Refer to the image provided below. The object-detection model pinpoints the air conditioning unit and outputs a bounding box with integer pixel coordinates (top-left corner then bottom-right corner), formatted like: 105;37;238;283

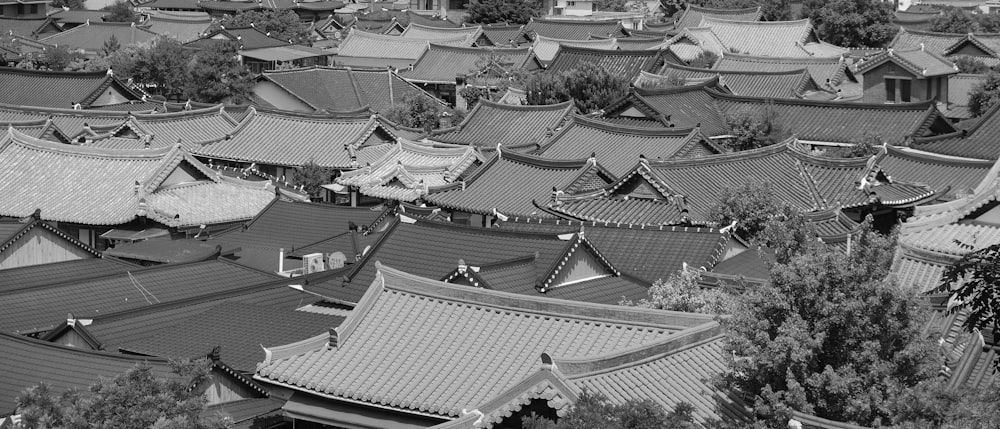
303;253;325;274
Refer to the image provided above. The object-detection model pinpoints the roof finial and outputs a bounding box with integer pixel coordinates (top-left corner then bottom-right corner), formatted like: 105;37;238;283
106;68;113;76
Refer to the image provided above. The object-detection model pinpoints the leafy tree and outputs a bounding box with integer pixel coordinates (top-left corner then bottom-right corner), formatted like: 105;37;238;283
708;181;791;243
525;62;629;113
595;0;627;12
131;36;194;100
621;265;736;314
886;378;1000;428
102;34;121;57
50;0;85;9
685;50;718;69
840;132;882;158
459;86;491;110
969;71;1000;117
723;104;785;151
15;360;231;429
803;0;897;48
219;10;309;45
42;45;82;71
930;7;978;33
634;71;686;89
103;0;139;23
720;222;940;427
522;390;698;429
954;55;991;74
460;48;531;109
935;241;1000;373
382;92;453;132
464;0;541;25
292;160;334;200
185;41;254;104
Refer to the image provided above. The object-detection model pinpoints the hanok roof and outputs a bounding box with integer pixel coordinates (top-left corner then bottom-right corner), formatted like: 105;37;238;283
856;47;958;77
81;105;238;149
480;24;529;47
399;22;482;43
0;258;280;334
911;102;1000;159
0;215;101;264
256;66;440;114
0;67;142;109
673;4;761;30
615;36;666;50
0;118;71;143
336;139;483;202
0;17;62;38
523;17;626;41
193;108;396;169
942;33;1000;58
546;45;670;81
401;44;532;84
531;35;617;65
40;21;159;54
658;27;727;61
698;17;824;57
877;145;994;200
0;258;137;294
0;102;141;138
142;10;214;42
0;331;179;415
186;26;290;50
255;263;717;420
889;28;966;55
197;0;344;12
424;149;615;218
713;52;857;87
535;115;720;176
49;9;109;25
649;63;818;98
428;99;574;149
335;27;472;65
601;81;730;135
240;45;331;62
0;128;275;227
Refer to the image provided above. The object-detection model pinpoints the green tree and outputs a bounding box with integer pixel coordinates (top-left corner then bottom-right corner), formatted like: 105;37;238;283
465;0;542;25
103;0;139;23
102;34;121;56
621;265;736;314
15;360;231;429
219;10;309;45
723;104;785;151
804;0;897;48
720;222;939;427
185;41;254;103
969;71;1000;117
930;7;977;33
41;45;81;71
291;160;334;200
634;71;686;89
839;132;882;158
522;390;698;429
595;0;627;12
382;92;452;132
525;72;569;105
886;378;1000;428
131;36;194;100
935;241;1000;373
50;0;85;9
708;181;791;243
525;62;629;113
954;56;991;74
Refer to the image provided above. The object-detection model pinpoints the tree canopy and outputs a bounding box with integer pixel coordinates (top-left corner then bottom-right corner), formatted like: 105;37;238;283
522;390;698;429
102;0;139;23
525;63;630;113
803;0;897;48
382;92;459;132
292;160;335;200
464;0;542;25
936;242;1000;372
969;71;1000;117
219;10;310;45
929;7;1000;33
185;41;255;104
722;104;786;151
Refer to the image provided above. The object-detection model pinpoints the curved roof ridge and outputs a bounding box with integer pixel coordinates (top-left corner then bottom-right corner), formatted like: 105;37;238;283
884;145;996;167
702;16;809;26
662;62;809;76
648;137;793;167
633;76;721;95
499;148;593;169
404;22;481;32
530;17;625;27
0;66;109;78
719;52;846;62
0;118;58;127
786;142;872;168
687;4;761;13
396;138;478;157
425;42;528;54
556;44;661;56
901;28;998;37
252;106;372;120
3;127;174;159
0;102;134;117
534;34;617;44
477;97;574;112
707;86;936;110
346;26;465;43
564;114;699;136
131;104;228;121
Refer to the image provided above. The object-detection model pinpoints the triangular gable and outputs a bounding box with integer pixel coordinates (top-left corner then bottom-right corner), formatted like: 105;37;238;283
0;216;101;266
944;34;998;58
143;145;219;193
538;232;619;292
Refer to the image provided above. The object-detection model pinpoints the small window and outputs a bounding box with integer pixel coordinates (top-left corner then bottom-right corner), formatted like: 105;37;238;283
29;4;37;13
885;78;895;103
900;79;911;102
16;4;24;14
568;0;575;5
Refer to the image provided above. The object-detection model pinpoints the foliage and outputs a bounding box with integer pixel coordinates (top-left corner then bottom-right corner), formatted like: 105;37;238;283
464;0;542;25
525;62;629;113
723;104;785;151
459;86;491;110
184;41;255;104
685;50;718;69
15;360;231;429
634;71;686;89
621;265;736;314
935;241;1000;372
382;92;452;132
102;0;139;23
803;0;897;48
930;7;977;33
102;34;121;57
720;222;940;427
521;390;698;429
460;48;532;108
968;71;1000;117
131;36;194;100
219;10;310;45
954;56;991;74
708;181;791;243
292;160;334;200
595;0;627;12
50;0;85;9
886;379;1000;428
839;132;882;158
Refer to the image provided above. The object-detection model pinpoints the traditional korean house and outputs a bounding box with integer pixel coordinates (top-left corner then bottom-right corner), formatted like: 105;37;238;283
671;4;761;31
140;10;214;43
255;264;743;427
0;128;275;249
529;34;617;66
0;67;143;109
240;45;332;73
712;52;859;99
890;28;1000;67
334;27;473;69
0;258;137;293
602;79;730;134
856;47;958;104
253;66;444;113
522;16;627;40
78;105;239;149
186;26;290;50
545;45;675;82
197;0;345;21
0;16;61;38
640;64;824;99
696;17;848;58
0;102;151;139
911;101;1000;159
427;99;575;151
0;212;101;270
480;23;530;47
401;44;533;106
399;22;484;45
39;22;159;57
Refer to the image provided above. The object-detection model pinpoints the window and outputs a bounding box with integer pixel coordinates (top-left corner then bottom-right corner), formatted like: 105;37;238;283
885;77;914;103
885;78;895;103
567;1;575;5
16;4;23;14
900;79;911;102
29;4;37;14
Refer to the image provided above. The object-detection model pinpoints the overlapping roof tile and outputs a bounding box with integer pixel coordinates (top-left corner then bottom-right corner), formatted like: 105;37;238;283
429;99;573;149
531;35;617;65
82;105;237;149
856;47;958;77
615;36;666;50
546;45;668;81
401;43;531;84
0;67;141;109
673;5;761;30
0;17;61;38
713;52;857;86
911;102;1000;159
40;21;159;54
536;115;719;176
337;139;483;201
0;258;137;294
889;28;966;55
480;24;529;46
0;103;139;138
186;26;291;50
336;27;471;63
142;10;214;42
646;64;817;98
878;145;993;199
255;264;715;419
257;66;440;113
399;22;482;43
602;81;728;135
523;17;625;41
698;17;819;57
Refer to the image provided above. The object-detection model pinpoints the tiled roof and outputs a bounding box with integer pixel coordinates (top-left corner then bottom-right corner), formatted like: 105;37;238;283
336;27;471;62
711;247;772;280
889;28;965;54
480;24;529;46
649;64;817;98
947;73;987;107
802;206;862;239
0;67;141;109
531;35;617;65
336;139;483;201
911;102;1000;159
116;302;343;371
240;45;331;62
602;81;729;135
0;258;137;294
856;47;958;77
713;52;856;86
0;331;179;415
207;398;284;426
193;108;395;169
255;263;716;419
523;17;626;41
0;259;279;334
425;150;615;218
49;10;109;25
40;21;159;54
903;222;1000;257
399;22;482;43
0;215;101;262
535;115;720;176
544;196;690;226
659;27;727;61
878;145;993;199
401;44;531;84
546;45;668;81
0;118;70;143
82;105;237;149
185;26;290;50
942;33;1000;57
674;5;761;30
428;99;574;149
0;103;139;138
143;10;213;42
699;17;816;57
615;36;665;50
257;66;441;114
0;128;274;227
197;0;344;12
0;17;61;38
